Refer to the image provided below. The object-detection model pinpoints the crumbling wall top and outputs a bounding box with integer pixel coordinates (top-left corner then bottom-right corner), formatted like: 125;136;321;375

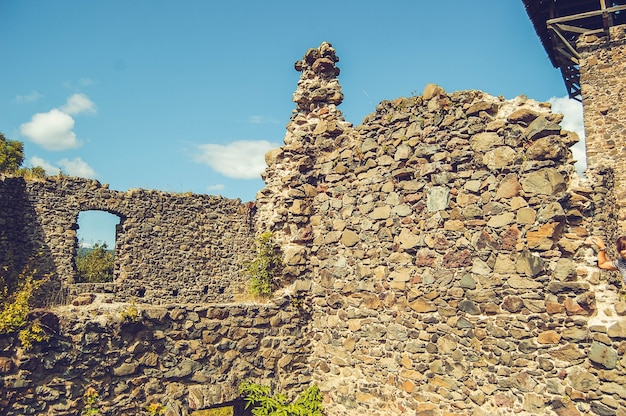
292;42;343;112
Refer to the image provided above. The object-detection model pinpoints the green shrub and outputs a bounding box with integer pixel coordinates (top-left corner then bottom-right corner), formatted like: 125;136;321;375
0;132;46;178
239;380;323;416
245;232;282;296
0;132;24;174
16;166;46;179
0;258;49;349
76;242;114;283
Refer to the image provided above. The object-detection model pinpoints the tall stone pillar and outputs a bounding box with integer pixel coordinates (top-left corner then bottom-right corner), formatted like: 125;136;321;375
579;25;626;231
255;42;354;279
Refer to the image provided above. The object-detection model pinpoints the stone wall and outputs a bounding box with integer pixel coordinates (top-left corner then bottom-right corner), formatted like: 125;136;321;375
4;40;626;416
579;25;626;231
257;43;626;415
0;176;255;305
0;299;312;415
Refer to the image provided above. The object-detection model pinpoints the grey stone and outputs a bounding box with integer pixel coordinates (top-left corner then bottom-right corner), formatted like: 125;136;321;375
459;299;481;315
588;341;617;369
520;168;566;195
515;251;545;277
427;186;449;212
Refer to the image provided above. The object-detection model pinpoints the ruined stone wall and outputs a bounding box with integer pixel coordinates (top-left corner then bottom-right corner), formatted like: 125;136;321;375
257;43;626;416
0;175;255;305
579;25;626;232
0;300;312;415
4;40;626;416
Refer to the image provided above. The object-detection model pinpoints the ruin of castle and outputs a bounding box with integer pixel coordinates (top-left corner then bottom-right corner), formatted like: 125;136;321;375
3;2;626;415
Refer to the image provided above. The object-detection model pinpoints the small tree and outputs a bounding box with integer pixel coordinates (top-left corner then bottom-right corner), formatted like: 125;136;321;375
0;132;24;174
0;132;46;179
245;232;282;296
76;242;114;283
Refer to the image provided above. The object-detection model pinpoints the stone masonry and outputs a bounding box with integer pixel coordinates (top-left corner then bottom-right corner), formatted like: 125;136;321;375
0;176;255;305
0;300;312;415
3;40;626;416
258;42;626;415
579;25;626;232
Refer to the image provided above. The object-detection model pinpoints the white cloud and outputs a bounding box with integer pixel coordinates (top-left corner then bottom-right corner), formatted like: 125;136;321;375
193;140;278;179
58;157;97;178
16;91;43;103
549;96;584;138
28;156;61;175
20;109;81;150
20;93;96;151
549;96;586;173
27;156;96;178
61;93;96;115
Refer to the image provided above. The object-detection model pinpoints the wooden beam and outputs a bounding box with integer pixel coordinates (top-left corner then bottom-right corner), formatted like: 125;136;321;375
555;23;590;34
555;47;580;64
547;5;626;25
548;25;581;59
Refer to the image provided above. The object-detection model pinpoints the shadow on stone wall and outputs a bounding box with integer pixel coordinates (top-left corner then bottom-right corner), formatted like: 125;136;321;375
1;176;257;306
0;176;60;306
0;300;312;415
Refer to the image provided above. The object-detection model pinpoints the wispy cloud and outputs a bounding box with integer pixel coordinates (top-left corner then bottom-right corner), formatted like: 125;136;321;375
28;156;61;175
549;96;586;172
28;156;97;179
207;184;225;191
61;93;96;115
58;157;97;178
20;93;95;151
64;78;96;89
16;91;43;103
193;140;278;179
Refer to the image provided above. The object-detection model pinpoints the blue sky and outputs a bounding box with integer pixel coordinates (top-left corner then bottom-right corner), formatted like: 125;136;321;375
1;1;585;247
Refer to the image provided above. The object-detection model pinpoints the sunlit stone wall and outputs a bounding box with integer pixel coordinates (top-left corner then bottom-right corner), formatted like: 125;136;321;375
579;25;626;232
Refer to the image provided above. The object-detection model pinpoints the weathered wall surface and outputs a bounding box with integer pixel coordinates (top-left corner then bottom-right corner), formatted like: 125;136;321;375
0;176;255;305
3;39;626;416
257;43;626;415
579;25;626;231
0;300;312;415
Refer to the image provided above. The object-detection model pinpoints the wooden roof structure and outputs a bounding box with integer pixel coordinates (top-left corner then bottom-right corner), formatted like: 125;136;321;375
523;0;626;101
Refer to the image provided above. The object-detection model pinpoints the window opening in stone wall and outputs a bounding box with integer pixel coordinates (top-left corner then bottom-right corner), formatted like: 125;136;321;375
75;210;121;283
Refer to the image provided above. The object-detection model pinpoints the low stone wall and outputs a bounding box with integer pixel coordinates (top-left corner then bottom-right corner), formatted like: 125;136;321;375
0;298;313;415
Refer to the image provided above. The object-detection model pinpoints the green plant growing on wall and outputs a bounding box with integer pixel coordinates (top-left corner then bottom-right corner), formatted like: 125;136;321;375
245;232;282;297
145;402;166;415
82;387;101;415
0;257;50;349
76;242;114;283
239;380;323;416
120;299;140;323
